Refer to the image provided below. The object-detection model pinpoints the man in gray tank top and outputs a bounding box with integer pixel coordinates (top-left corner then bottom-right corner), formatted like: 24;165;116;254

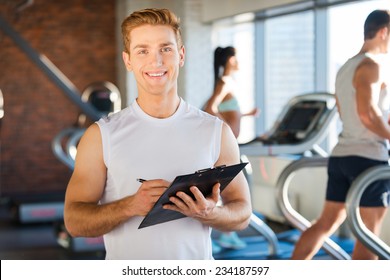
292;9;390;260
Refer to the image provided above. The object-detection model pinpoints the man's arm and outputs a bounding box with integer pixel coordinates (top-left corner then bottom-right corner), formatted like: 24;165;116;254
64;124;168;237
208;121;252;230
354;58;390;139
164;122;252;231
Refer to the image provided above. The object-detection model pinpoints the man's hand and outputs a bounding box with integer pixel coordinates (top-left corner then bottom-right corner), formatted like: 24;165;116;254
163;183;221;220
131;179;169;216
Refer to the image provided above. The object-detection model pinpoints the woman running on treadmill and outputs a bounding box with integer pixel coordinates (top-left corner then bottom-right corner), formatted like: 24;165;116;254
203;46;259;253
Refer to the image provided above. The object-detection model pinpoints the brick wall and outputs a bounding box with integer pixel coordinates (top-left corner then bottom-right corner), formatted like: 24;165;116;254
0;0;117;199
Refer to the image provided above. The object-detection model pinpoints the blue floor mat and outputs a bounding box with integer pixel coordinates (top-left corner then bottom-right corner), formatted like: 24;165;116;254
213;229;355;260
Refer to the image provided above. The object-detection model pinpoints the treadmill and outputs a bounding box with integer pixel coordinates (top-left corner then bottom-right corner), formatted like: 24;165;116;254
214;92;354;259
239;92;337;157
52;82;120;254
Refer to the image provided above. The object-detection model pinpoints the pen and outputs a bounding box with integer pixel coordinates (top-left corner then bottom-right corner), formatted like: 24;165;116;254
136;178;146;183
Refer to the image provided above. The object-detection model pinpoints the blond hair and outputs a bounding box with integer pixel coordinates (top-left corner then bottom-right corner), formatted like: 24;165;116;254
121;8;183;54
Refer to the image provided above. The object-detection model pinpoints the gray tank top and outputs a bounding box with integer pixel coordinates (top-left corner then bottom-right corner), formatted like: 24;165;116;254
331;53;390;161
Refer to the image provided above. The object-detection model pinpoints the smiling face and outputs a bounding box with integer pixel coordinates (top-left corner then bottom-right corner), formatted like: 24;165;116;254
122;24;185;98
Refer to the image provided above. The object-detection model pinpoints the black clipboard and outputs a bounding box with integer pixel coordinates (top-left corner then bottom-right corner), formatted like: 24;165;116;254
138;162;248;229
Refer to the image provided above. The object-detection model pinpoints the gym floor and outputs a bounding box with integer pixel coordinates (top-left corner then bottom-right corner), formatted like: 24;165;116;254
0;199;351;260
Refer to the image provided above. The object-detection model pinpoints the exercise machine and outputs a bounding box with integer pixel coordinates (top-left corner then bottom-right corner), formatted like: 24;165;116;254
52;82;120;253
215;92;354;259
276;157;354;260
239;92;337;157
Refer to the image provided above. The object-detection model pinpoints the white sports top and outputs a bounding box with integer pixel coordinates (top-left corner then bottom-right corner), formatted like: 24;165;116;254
96;98;223;259
332;53;390;161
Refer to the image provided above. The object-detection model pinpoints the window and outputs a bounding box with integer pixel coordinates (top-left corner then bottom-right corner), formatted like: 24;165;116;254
263;11;315;131
211;0;389;148
328;0;390;92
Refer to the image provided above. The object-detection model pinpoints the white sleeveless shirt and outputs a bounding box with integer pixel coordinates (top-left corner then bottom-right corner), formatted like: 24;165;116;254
332;53;390;161
96;98;223;259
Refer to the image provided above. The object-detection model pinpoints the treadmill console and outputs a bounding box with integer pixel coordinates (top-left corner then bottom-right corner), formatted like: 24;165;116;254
250;100;326;145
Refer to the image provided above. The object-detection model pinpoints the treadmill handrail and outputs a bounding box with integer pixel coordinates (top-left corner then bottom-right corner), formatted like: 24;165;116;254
249;213;279;256
66;128;86;161
346;165;390;260
276;157;351;260
51;127;79;170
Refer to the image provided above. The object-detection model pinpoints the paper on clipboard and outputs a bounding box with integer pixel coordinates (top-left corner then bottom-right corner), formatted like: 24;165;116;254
138;162;248;229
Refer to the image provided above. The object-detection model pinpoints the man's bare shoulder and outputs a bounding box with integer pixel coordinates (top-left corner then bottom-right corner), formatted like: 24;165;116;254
84;123;101;136
354;56;380;84
356;56;380;73
77;123;102;149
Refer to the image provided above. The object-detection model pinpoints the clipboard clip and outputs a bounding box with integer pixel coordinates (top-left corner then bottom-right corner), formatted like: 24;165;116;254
196;165;226;174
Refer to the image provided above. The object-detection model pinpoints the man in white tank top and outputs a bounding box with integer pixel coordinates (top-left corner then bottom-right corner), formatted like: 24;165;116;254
292;10;390;260
63;8;252;259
